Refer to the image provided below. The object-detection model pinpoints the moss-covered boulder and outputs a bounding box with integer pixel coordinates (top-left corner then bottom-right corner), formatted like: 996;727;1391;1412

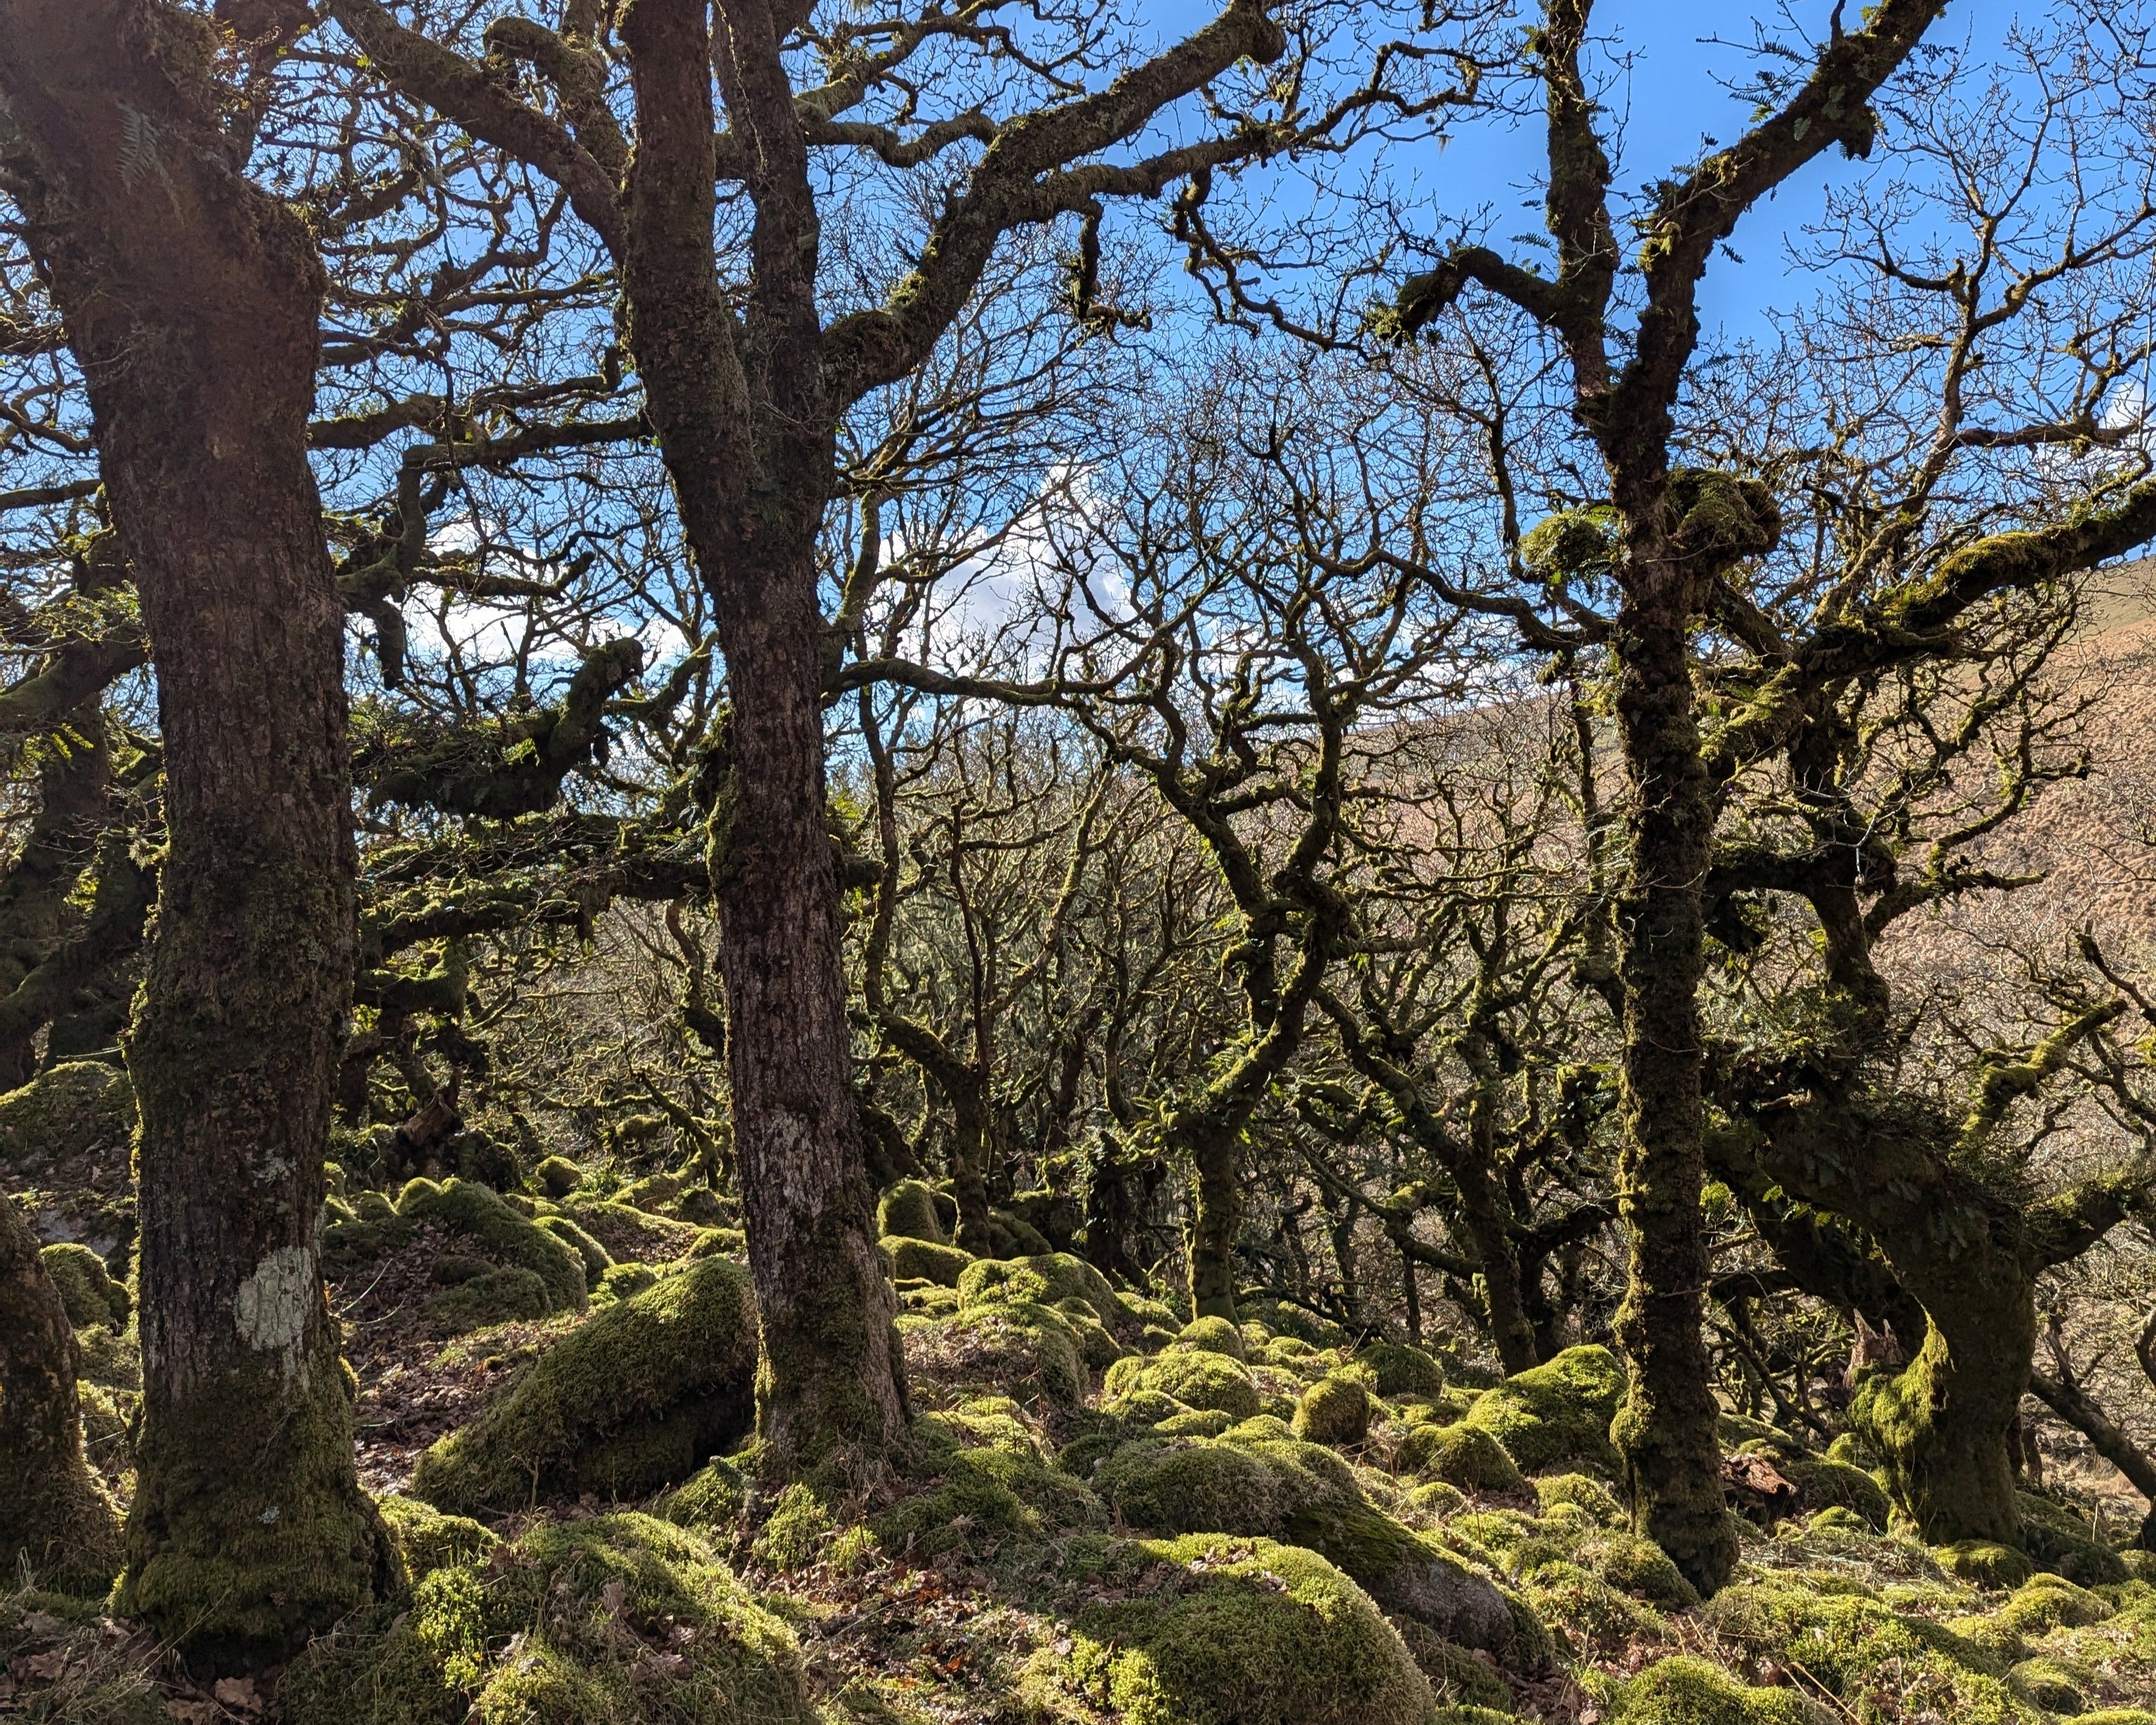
560;1196;704;1265
872;1406;1107;1561
1611;1655;1818;1724
38;1242;128;1330
1093;1430;1526;1659
1178;1314;1248;1360
1359;1340;1445;1397
281;1512;814;1725
1105;1348;1263;1423
658;1455;748;1533
1779;1454;1890;1530
377;1495;496;1581
534;1213;611;1278
1397;1421;1527;1493
1462;1345;1624;1475
900;1297;1088;1408
533;1154;585;1198
2016;1491;2130;1587
422;1265;556;1336
881;1234;972;1287
410;1256;756;1514
877;1178;948;1244
1292;1375;1371;1448
1059;1533;1438;1725
957;1251;1138;1335
0;1062;138;1261
1704;1580;2037;1719
1936;1539;2035;1590
374;1178;589;1315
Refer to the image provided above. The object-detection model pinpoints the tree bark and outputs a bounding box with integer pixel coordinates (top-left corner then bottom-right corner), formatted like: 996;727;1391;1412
617;0;907;1481
1607;576;1738;1595
0;1193;119;1593
0;0;392;1658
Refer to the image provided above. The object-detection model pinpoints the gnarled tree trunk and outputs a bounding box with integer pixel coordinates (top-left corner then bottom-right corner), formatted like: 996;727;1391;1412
0;1193;119;1593
0;0;392;1660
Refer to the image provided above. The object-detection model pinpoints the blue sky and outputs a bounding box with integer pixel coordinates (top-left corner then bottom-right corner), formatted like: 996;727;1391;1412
1418;0;2038;340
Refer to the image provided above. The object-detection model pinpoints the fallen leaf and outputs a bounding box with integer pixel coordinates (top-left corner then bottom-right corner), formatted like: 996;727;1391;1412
599;1578;627;1618
20;1611;67;1639
23;1647;68;1681
213;1674;262;1712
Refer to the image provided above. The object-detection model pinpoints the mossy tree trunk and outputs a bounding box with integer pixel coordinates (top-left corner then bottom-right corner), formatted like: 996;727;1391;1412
0;1190;119;1593
1604;553;1738;1597
0;0;392;1658
1735;1082;2145;1546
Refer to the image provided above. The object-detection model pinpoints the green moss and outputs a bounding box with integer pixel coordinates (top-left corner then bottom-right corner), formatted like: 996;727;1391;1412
881;1236;972;1287
1580;1529;1698;1609
877;1179;947;1244
533;1155;584;1198
752;1481;834;1571
1104;1349;1262;1422
1293;1375;1371;1448
2006;1654;2089;1712
1938;1540;2036;1590
1534;1474;1626;1526
377;1495;495;1580
422;1266;554;1336
282;1512;814;1725
1057;1298;1129;1370
410;1256;756;1514
658;1454;747;1532
394;1178;587;1313
1462;1345;1625;1475
2018;1491;2130;1586
1704;1581;2040;1723
1359;1340;1445;1397
73;1320;138;1392
0;1063;137;1256
1398;1422;1527;1493
39;1243;128;1329
1518;1559;1666;1656
871;1416;1107;1561
1610;1656;1815;1725
1782;1456;1891;1530
1178;1314;1248;1360
957;1252;1137;1333
592;1262;658;1306
561;1197;703;1265
118;1346;393;1663
534;1213;611;1277
1093;1430;1526;1660
916;1298;1088;1408
1059;1533;1437;1725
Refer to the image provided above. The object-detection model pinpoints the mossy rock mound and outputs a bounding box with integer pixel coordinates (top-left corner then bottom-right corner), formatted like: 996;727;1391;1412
900;1297;1087;1408
592;1263;659;1306
1239;1298;1348;1349
1358;1339;1444;1397
1936;1539;2035;1590
345;1178;590;1317
281;1512;814;1725
377;1495;496;1581
957;1251;1137;1334
1177;1314;1248;1359
872;1408;1107;1561
1778;1454;1889;1530
658;1456;748;1533
422;1265;556;1336
1059;1533;1439;1725
532;1154;585;1198
1105;1348;1262;1423
1397;1421;1526;1493
0;1061;138;1260
1093;1430;1525;1659
1703;1581;2034;1717
2016;1490;2130;1586
39;1242;128;1329
1292;1375;1370;1448
1463;1345;1624;1475
410;1256;756;1514
534;1214;611;1278
877;1178;947;1244
1611;1654;1820;1724
881;1234;972;1287
561;1196;704;1265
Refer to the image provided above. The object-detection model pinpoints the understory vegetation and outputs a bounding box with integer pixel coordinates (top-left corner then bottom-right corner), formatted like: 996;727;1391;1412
6;0;2156;1719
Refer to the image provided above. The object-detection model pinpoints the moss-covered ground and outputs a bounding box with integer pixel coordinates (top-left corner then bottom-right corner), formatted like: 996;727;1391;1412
17;1156;2156;1723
